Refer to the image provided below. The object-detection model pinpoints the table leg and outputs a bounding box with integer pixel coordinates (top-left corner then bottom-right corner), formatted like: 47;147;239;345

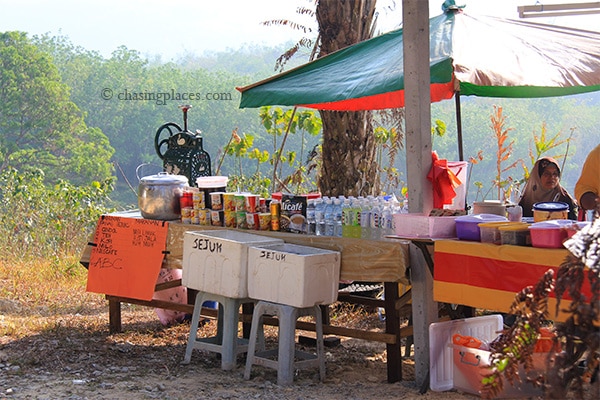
108;297;122;334
384;281;402;383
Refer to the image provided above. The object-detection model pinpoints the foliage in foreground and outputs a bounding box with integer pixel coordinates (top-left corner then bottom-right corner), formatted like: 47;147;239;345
0;168;114;261
482;216;600;398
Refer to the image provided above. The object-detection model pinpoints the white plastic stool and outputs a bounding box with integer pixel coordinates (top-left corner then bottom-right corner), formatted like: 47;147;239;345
244;300;326;385
182;291;252;370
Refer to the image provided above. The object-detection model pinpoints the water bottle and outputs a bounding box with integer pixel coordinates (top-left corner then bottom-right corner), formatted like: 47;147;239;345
381;200;394;238
315;198;326;236
360;198;372;240
306;198;316;235
401;198;409;214
333;198;343;237
324;198;334;236
370;199;382;240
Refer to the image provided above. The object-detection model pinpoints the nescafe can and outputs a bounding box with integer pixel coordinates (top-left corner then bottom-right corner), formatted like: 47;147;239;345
270;200;280;231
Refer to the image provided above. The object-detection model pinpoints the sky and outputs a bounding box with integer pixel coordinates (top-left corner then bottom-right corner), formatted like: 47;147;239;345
0;0;598;61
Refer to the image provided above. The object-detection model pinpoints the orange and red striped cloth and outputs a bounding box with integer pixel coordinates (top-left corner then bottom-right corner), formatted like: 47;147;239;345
433;240;592;322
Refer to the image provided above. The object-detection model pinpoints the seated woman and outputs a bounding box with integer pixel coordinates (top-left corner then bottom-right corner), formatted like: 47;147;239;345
518;157;578;220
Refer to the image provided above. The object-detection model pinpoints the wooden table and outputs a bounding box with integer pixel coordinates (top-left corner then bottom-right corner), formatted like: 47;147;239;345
80;211;411;383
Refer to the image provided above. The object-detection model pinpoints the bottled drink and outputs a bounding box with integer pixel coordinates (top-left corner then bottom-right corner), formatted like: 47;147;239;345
401;198;409;214
306;198;316;235
315;198;326;236
349;197;362;238
341;198;352;237
370;199;381;240
360;198;372;240
381;200;394;238
333;198;343;237
324;198;334;236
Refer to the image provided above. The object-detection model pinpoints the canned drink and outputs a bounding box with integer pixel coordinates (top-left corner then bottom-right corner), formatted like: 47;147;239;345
210;192;224;211
224;210;237;228
236;211;248;229
180;190;193;209
245;194;260;213
270;200;280;231
210;210;224;226
258;212;271;230
193;190;205;210
234;194;246;212
198;208;209;225
259;198;267;213
246;212;259;230
181;207;193;219
223;193;236;211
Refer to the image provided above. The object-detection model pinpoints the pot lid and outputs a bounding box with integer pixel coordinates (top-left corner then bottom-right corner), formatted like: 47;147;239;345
139;172;188;185
533;201;569;211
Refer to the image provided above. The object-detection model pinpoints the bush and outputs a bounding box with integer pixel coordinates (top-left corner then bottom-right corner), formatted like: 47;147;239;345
0;168;114;261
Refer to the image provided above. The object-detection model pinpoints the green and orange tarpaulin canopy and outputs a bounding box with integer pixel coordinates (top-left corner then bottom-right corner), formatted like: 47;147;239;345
237;10;600;111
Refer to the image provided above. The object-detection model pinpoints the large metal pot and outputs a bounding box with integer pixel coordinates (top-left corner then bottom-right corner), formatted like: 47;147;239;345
138;172;188;220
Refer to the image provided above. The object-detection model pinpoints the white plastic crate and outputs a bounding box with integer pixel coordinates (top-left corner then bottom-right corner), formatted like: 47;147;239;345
182;230;283;298
247;243;341;308
393;213;457;238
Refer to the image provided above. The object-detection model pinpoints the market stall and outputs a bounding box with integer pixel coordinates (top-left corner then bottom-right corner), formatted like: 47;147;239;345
81;210;411;383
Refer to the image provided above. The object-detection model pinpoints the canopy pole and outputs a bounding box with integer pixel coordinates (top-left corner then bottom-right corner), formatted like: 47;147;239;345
455;93;464;162
404;0;436;392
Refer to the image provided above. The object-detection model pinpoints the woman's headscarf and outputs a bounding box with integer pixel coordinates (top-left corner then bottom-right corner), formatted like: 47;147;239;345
518;157;577;217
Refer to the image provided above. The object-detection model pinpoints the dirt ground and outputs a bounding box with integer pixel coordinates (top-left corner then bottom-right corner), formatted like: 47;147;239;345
0;300;487;400
0;301;596;400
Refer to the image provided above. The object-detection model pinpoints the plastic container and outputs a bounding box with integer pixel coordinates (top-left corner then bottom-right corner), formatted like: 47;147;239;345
499;223;531;246
393;213;457;238
532;201;569;222
472;200;506;217
196;176;229;209
478;221;515;244
529;219;575;248
455;214;508;241
565;221;591;238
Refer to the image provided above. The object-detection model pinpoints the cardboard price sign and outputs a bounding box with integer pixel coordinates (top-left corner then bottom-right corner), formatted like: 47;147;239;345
86;215;169;301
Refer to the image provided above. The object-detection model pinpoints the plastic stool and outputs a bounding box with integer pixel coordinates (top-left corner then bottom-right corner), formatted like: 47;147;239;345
182;291;252;370
244;300;326;385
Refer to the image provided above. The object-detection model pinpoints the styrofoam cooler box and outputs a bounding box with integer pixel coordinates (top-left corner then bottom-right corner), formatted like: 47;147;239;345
430;314;544;398
182;230;283;298
247;243;341;308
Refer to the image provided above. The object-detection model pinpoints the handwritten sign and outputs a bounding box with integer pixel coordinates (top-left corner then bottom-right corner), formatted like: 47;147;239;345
86;215;169;301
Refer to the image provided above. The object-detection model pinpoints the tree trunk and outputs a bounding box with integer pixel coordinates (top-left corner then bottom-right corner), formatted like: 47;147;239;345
315;0;379;197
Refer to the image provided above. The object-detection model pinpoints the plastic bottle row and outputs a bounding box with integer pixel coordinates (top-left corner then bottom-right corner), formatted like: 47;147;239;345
306;195;408;240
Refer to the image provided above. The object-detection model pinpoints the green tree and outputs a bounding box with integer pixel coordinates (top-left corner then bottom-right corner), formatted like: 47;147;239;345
0;31;114;185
